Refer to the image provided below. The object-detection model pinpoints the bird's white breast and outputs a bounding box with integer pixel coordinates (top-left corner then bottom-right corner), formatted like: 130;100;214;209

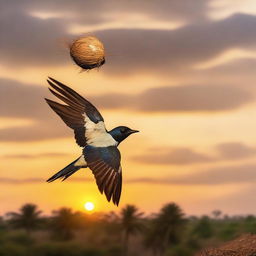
84;116;118;147
74;155;87;167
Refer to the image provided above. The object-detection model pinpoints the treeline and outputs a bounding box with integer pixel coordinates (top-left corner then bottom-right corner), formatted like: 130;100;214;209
1;203;256;256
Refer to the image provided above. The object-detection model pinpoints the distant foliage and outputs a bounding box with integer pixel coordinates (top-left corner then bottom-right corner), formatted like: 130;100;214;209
217;222;239;241
2;202;256;256
0;243;28;256
34;242;103;256
193;216;214;239
50;208;80;240
243;215;256;234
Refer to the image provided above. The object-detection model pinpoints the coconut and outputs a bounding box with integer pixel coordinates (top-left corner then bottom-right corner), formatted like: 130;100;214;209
69;36;105;70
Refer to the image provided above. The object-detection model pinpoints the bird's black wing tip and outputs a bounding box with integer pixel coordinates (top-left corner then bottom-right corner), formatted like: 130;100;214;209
44;98;55;106
46;77;52;83
46;78;56;89
46;174;59;183
44;98;51;106
112;197;120;206
46;177;59;183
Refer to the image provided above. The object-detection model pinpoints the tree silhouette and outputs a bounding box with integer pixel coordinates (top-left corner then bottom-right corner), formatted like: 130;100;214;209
144;219;163;256
144;203;186;256
212;210;222;219
7;203;42;235
102;211;120;237
51;207;79;240
120;205;144;255
0;216;6;231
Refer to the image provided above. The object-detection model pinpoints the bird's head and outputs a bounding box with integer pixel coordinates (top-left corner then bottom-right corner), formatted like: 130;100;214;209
109;126;139;144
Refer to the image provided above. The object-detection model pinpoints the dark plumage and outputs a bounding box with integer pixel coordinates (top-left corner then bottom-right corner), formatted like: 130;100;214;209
45;77;139;206
109;126;139;144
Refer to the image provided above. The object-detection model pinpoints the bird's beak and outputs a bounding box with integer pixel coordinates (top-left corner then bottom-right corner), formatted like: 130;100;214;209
129;129;139;134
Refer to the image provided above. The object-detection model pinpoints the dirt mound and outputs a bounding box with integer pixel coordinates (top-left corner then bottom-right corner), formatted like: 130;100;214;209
199;234;256;256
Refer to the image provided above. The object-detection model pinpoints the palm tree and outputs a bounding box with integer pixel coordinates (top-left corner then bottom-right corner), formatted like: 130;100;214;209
144;218;163;256
7;203;42;235
120;205;144;256
144;203;186;256
51;207;78;240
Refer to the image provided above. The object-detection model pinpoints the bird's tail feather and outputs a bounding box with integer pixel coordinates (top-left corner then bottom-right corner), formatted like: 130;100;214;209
47;157;82;182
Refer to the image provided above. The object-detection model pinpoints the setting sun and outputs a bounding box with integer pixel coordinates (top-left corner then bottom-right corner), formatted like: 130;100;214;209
84;202;95;211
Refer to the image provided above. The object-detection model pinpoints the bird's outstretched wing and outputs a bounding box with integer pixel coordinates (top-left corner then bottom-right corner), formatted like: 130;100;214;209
45;77;107;147
45;77;122;205
84;145;122;206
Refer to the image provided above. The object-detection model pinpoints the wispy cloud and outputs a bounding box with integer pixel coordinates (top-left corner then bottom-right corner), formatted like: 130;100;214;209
2;162;256;185
133;142;256;165
132;147;213;165
125;163;256;185
1;0;256;78
216;142;256;159
1;79;252;142
93;85;253;112
0;0;207;68
0;152;71;159
0;177;93;184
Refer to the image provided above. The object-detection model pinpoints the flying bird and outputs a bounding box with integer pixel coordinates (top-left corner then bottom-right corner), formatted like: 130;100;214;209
45;77;139;206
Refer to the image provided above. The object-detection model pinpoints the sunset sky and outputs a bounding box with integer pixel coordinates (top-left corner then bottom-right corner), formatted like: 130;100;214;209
2;0;256;216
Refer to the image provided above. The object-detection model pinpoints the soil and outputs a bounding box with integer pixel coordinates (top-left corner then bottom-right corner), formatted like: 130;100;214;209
199;234;256;256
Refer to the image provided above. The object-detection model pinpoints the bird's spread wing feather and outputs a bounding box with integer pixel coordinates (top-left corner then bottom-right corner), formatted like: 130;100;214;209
84;145;122;206
45;77;106;147
45;78;121;205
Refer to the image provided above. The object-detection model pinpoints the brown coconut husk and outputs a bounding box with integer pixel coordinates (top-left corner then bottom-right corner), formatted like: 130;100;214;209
70;36;105;70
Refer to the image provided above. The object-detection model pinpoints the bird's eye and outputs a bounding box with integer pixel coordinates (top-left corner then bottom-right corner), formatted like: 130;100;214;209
120;128;126;133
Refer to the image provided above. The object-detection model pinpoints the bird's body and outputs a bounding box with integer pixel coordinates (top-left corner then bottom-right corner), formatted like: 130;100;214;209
83;117;117;147
45;78;138;206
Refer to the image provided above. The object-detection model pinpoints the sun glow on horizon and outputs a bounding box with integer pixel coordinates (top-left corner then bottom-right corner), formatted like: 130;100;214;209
84;202;95;211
